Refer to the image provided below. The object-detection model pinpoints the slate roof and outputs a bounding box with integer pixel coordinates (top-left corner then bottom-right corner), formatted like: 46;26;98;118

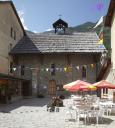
10;32;106;54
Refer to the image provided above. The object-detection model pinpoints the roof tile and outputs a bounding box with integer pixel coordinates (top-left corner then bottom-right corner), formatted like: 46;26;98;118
10;32;106;54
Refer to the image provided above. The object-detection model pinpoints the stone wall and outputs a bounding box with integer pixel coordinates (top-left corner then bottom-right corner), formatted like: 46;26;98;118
17;53;100;96
0;3;24;74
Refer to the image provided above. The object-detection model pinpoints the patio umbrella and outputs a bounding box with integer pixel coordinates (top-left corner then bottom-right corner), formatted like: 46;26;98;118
68;85;96;92
93;80;115;89
80;85;97;91
63;80;82;90
63;80;92;91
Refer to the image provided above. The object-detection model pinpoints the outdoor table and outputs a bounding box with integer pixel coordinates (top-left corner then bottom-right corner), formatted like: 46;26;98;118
92;103;100;109
72;97;83;101
100;101;115;108
99;101;115;115
73;105;100;125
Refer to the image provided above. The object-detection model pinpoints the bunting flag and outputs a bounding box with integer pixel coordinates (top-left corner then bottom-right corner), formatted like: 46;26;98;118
12;63;96;73
76;66;80;70
46;68;49;72
98;30;103;45
64;67;67;72
91;64;94;68
93;16;104;45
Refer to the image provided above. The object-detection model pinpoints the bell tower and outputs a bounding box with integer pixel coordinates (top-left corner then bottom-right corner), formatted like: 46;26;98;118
53;18;68;34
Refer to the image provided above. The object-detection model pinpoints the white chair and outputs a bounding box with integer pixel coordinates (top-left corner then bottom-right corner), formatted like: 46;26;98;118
93;108;104;125
65;105;75;121
65;110;73;121
64;108;74;128
99;101;113;116
76;109;88;125
97;107;105;123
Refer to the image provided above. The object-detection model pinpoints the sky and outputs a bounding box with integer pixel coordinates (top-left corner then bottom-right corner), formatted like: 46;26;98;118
11;0;110;33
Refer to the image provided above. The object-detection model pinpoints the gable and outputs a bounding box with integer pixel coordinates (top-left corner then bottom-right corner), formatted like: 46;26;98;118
0;1;26;37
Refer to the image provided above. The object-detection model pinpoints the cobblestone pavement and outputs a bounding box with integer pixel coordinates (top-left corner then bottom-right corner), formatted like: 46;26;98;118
0;98;115;128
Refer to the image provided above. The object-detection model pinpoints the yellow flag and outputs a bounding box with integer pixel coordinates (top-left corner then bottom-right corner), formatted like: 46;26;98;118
97;31;103;44
98;38;103;44
91;64;94;68
64;67;67;72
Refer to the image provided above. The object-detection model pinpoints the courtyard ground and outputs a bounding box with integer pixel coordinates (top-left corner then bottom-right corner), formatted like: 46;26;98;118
0;97;115;128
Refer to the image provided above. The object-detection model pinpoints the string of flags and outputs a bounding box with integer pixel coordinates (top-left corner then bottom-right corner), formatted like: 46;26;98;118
13;63;96;72
33;63;96;72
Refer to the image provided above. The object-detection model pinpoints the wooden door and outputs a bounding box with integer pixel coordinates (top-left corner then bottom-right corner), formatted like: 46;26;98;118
48;80;56;95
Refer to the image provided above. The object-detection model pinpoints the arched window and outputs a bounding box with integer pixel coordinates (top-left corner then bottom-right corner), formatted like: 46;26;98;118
82;65;86;79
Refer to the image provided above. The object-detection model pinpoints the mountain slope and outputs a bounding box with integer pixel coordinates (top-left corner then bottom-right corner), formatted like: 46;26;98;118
67;22;96;33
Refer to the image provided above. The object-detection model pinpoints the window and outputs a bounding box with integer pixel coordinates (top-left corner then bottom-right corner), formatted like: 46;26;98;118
10;62;13;73
50;63;55;76
103;88;108;94
21;65;25;75
106;88;108;94
10;27;16;40
82;65;86;79
11;27;13;38
14;31;16;40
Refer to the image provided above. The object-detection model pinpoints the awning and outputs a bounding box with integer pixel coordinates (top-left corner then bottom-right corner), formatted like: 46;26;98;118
0;73;30;81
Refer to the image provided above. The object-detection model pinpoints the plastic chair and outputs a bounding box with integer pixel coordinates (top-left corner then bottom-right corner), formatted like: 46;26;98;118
76;109;88;125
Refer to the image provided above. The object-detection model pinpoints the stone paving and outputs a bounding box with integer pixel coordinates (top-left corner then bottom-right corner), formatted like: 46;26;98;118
0;98;115;128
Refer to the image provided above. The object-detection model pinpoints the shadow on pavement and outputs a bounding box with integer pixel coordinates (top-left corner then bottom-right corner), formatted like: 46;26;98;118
0;97;50;113
84;117;114;126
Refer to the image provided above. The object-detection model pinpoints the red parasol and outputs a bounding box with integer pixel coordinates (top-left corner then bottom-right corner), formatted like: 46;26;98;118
93;80;115;89
63;80;92;92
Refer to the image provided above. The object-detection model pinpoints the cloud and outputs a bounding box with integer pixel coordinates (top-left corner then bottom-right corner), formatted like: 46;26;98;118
18;10;28;30
46;28;54;32
33;30;38;33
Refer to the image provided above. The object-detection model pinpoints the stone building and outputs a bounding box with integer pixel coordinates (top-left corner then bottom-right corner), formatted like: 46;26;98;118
0;1;29;103
10;27;106;96
101;0;115;96
0;1;106;100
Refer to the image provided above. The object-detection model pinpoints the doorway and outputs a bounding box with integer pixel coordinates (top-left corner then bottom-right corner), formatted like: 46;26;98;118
22;81;32;97
48;80;56;96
